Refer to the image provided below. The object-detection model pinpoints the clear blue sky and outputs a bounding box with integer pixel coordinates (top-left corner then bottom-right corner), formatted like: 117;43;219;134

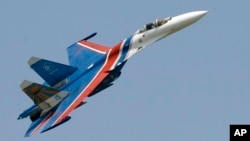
1;0;250;140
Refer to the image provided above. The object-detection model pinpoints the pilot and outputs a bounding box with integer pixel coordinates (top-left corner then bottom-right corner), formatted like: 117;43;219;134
145;23;154;30
155;19;166;26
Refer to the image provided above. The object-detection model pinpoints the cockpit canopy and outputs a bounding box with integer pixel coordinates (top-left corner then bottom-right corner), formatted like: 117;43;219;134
135;17;172;34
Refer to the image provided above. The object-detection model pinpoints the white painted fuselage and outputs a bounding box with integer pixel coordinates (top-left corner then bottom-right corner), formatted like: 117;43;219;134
125;11;208;59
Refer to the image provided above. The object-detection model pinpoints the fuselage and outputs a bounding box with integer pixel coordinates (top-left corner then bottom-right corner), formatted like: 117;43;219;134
126;11;208;59
19;11;208;136
19;10;208;120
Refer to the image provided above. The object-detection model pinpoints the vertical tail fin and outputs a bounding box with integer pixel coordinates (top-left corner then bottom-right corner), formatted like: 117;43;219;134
20;80;60;105
20;80;69;110
28;56;77;86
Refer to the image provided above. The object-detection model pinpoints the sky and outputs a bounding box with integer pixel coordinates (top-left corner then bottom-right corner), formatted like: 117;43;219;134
1;0;250;140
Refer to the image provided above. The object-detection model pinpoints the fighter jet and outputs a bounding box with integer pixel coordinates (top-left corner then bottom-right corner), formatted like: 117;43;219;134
18;11;208;137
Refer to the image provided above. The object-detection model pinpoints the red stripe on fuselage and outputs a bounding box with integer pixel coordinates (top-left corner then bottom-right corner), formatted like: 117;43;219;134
53;41;123;126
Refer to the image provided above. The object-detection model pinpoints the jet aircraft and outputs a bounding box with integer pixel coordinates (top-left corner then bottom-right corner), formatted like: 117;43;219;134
18;11;208;137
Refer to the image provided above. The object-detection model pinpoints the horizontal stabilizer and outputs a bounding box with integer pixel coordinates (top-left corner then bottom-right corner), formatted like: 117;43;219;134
18;104;38;120
28;56;77;86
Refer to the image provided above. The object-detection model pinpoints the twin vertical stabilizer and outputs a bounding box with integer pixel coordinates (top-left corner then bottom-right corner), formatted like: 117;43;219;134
28;56;77;87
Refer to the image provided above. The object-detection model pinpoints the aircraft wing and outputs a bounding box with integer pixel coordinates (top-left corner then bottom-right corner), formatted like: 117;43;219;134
40;40;123;133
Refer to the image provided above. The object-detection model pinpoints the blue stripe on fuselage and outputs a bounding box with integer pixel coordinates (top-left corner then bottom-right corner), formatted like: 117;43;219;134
116;36;132;66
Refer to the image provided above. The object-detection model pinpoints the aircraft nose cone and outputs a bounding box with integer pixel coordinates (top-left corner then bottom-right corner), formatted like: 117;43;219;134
185;11;208;24
173;10;208;28
192;11;208;20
